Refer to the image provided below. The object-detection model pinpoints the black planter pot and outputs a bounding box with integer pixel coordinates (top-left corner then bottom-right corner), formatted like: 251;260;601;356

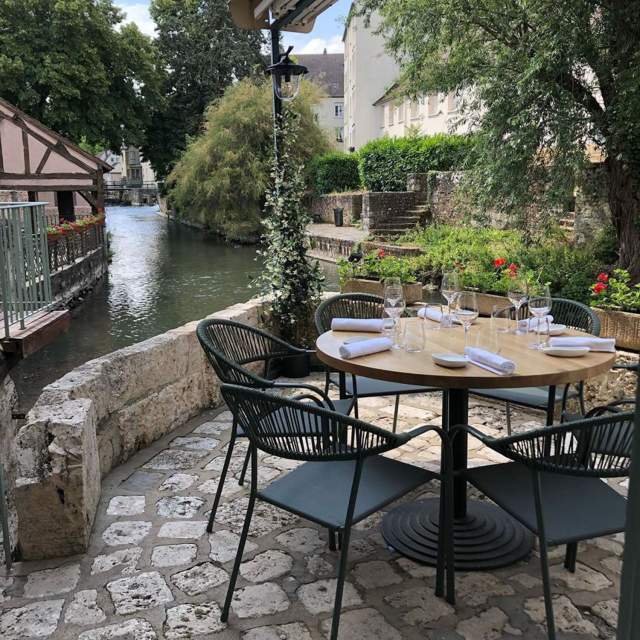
333;207;344;227
279;352;311;378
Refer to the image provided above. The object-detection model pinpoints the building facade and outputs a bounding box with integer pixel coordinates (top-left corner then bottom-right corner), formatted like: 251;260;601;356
297;52;345;149
99;146;156;188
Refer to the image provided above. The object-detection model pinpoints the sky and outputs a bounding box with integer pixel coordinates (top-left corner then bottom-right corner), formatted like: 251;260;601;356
114;0;351;53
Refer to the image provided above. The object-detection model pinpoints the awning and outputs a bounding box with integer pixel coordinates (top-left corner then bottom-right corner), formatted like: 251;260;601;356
229;0;338;32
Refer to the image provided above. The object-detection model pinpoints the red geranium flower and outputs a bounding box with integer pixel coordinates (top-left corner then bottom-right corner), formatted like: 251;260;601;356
493;257;506;268
597;272;609;283
592;282;608;294
378;249;385;258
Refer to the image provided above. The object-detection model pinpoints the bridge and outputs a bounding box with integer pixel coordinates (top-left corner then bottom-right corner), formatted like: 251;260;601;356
104;181;159;206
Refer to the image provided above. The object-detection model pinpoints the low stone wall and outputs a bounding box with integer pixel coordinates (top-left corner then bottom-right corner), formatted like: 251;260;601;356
51;247;108;304
14;297;265;560
307;234;356;261
310;193;363;225
362;191;417;232
0;371;17;566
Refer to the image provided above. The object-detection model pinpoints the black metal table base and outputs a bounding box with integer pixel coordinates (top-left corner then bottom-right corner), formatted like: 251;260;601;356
382;498;533;570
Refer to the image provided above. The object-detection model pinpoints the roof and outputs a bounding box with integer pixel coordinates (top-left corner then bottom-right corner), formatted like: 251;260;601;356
372;81;403;106
296;53;344;97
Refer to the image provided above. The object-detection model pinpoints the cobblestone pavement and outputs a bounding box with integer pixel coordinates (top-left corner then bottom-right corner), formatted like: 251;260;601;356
0;375;625;639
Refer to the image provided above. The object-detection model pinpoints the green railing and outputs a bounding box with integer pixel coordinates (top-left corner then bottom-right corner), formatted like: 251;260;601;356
0;202;53;337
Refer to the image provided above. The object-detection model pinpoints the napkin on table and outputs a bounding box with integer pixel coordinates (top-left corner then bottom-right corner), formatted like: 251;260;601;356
464;347;516;375
548;336;616;352
518;315;554;330
418;306;459;324
339;337;393;360
331;318;384;332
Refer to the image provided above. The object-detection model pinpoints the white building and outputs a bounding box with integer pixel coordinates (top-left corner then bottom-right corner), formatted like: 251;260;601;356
99;146;156;187
343;7;465;149
297;52;344;149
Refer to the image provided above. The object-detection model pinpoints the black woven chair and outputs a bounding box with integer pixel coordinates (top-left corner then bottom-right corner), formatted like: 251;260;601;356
315;293;438;431
220;384;454;640
196;319;354;533
471;298;601;432
453;411;633;640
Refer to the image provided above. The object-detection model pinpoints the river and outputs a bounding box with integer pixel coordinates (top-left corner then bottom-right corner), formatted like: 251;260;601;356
12;205;338;411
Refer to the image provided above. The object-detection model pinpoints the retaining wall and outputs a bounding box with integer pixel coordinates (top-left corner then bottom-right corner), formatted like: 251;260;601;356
51;247;108;304
310;193;363;225
14;297;265;560
0;371;17;566
362;191;417;232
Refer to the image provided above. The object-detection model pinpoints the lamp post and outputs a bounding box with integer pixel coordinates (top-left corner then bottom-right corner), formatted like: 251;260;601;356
266;33;308;158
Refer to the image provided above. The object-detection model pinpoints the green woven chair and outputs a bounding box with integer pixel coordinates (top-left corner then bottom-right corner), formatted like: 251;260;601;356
220;383;454;640
471;298;601;432
315;293;439;431
196;319;354;534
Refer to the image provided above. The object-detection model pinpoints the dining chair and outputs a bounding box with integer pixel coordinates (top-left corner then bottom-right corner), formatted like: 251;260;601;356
196;319;354;533
219;383;454;640
452;411;632;640
471;298;601;433
315;293;438;431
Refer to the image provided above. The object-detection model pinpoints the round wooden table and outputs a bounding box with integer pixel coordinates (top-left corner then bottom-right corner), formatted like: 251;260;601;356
316;317;616;570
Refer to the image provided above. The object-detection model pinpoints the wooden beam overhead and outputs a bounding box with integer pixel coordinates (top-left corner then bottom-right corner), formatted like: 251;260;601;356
22;130;30;173
0;172;97;180
35;148;52;174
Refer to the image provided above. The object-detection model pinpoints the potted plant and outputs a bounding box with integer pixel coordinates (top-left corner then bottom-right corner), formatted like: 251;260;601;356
337;249;423;303
259;110;323;377
590;269;640;350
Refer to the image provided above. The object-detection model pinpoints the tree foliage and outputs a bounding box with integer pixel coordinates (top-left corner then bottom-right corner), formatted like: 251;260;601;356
0;0;162;150
167;78;330;242
144;0;265;178
357;0;640;278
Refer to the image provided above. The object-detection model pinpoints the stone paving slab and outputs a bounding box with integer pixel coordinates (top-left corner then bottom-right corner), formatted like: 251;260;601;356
0;374;623;639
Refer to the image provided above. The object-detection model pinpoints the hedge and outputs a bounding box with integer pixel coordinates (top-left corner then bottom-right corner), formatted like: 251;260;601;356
359;133;475;192
310;152;361;194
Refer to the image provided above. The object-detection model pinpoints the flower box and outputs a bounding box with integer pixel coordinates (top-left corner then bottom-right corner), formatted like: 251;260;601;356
341;278;424;304
475;292;510;317
593;308;640;351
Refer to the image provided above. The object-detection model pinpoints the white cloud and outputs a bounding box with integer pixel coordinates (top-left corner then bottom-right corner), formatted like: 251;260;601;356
116;3;157;37
298;35;344;54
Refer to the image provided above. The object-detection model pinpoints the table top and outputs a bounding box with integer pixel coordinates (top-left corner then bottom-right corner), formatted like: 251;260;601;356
316;317;616;390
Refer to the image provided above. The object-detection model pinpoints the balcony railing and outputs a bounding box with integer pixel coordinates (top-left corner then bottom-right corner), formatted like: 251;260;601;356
0;202;53;337
47;218;106;273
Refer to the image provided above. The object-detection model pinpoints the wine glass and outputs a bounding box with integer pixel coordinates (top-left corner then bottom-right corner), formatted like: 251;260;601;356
454;291;479;354
507;278;528;335
383;279;405;349
528;284;552;350
440;271;460;329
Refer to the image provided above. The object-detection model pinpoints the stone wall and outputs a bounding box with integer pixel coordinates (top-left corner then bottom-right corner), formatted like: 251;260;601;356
14;297;265;560
310;193;363;225
574;166;611;244
0;370;17;566
362;191;417;232
51;247;109;305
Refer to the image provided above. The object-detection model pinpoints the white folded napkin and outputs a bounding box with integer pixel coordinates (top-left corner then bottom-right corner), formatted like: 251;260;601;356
418;306;458;324
548;336;616;352
331;318;384;333
518;315;554;330
464;347;516;375
339;337;393;360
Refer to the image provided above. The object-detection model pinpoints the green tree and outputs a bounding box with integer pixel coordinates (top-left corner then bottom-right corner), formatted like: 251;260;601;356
0;0;162;150
358;0;640;279
144;0;265;178
167;77;330;241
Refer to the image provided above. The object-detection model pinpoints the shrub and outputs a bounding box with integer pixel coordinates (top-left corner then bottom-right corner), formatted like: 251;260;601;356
591;269;640;312
359;133;475;192
310;152;361;194
338;249;417;284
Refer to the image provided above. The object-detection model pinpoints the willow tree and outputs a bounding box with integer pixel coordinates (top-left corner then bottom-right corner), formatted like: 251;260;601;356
358;0;640;278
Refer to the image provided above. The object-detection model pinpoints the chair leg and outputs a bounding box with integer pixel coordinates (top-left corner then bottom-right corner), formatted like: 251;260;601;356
545;385;556;426
351;374;359;419
324;369;331;395
578;382;586;416
505;402;512;436
392;395;400;433
238;447;251;487
533;472;556;640
221;446;258;623
328;528;337;552
207;418;238;533
564;542;578;573
0;464;12;571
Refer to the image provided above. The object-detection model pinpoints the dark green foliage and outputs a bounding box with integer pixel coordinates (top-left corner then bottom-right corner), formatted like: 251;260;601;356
310;153;361;194
358;134;474;191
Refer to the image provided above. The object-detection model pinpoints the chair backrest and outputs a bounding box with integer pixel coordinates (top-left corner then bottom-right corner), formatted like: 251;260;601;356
494;411;634;477
221;383;403;461
550;298;601;335
315;293;384;334
196;319;293;386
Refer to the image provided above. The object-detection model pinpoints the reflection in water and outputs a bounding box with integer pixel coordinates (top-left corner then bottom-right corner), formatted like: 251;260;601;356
13;205;339;410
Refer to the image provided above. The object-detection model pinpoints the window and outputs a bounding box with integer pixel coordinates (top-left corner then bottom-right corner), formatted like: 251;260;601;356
387;104;394;126
334;103;344;118
427;93;440;117
447;91;461;113
396;102;404;123
409;100;420;119
335;127;344;143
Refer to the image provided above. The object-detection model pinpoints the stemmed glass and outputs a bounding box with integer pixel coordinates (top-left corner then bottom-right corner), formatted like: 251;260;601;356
441;271;460;329
528;284;552;350
383;278;405;349
507;277;528;335
454;291;479;354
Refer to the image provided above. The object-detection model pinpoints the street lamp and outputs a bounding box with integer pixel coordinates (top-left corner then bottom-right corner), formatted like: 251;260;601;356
266;45;308;102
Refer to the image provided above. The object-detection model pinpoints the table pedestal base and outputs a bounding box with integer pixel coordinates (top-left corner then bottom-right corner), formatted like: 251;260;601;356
382;498;533;570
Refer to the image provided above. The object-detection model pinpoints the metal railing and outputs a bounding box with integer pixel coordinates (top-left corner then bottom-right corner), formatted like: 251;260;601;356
0;202;53;337
48;223;105;273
